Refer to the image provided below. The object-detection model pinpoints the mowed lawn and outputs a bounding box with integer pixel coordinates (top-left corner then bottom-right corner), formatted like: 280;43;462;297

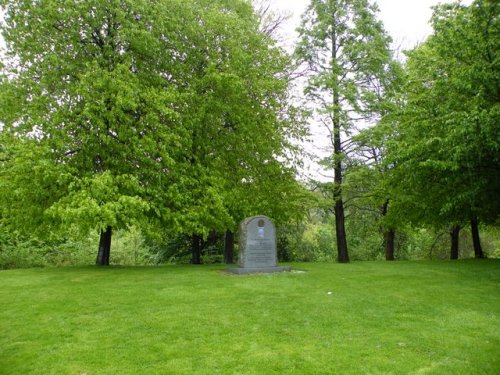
0;261;499;374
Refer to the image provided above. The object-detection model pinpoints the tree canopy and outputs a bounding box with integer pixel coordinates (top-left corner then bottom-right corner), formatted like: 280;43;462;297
386;0;499;229
0;0;306;263
1;0;497;267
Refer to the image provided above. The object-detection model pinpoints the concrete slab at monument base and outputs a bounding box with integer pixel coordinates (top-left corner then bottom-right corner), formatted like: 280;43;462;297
226;266;291;275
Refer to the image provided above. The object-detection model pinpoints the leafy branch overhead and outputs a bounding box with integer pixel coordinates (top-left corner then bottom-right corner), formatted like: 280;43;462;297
0;0;307;262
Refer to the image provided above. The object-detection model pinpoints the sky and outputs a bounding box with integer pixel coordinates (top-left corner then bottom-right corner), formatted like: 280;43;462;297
268;0;472;52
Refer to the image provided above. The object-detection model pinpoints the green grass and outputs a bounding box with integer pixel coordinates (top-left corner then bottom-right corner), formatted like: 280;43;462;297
0;260;499;374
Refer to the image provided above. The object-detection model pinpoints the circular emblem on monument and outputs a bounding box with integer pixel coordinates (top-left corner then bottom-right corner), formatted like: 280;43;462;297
257;219;265;227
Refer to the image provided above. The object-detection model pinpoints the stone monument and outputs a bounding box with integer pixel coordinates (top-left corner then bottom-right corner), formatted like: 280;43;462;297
227;215;290;274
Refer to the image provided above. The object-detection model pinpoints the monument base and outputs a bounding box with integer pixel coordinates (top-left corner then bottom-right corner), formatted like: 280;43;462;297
226;266;291;275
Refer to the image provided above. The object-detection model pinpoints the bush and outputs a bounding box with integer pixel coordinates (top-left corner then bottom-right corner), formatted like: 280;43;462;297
278;222;336;262
110;227;154;266
0;226;153;269
0;239;47;269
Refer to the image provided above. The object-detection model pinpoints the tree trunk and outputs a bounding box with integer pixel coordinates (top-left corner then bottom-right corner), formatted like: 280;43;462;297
381;199;395;261
333;109;349;264
191;234;202;264
450;225;460;260
224;230;234;264
384;229;395;261
470;217;484;259
96;226;112;266
335;198;349;262
331;18;349;263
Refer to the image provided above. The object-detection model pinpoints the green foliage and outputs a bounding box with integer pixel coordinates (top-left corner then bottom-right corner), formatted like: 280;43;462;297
296;0;395;118
0;0;307;260
277;204;499;262
2;216;497;269
278;221;336;262
110;226;154;266
147;232;192;264
0;237;47;269
386;0;500;228
0;223;161;269
46;172;150;233
338;0;500;258
0;226;97;269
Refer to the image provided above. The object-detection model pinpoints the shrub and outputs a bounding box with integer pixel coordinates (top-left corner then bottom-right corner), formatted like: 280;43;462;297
0;240;47;269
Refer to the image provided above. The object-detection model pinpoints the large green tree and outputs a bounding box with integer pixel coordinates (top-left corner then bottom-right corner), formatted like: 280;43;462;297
0;0;303;265
296;0;395;262
386;0;499;258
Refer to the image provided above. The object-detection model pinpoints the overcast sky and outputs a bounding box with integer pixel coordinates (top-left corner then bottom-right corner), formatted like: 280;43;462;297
269;0;472;52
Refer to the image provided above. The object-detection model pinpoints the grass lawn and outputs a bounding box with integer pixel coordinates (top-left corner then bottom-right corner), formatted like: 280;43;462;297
0;260;499;374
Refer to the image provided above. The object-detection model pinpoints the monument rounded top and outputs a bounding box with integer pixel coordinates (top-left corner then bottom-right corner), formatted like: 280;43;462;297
240;215;274;228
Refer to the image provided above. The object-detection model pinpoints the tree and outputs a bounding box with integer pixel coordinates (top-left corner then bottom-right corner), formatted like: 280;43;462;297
174;1;307;263
386;0;499;258
253;0;291;39
345;84;406;261
0;0;304;264
296;0;395;262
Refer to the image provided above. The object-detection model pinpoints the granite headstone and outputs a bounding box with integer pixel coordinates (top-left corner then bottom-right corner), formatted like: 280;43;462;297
227;215;290;274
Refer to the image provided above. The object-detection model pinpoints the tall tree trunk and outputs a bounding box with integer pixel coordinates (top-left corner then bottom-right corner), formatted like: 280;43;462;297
96;226;112;266
470;217;484;259
335;198;349;262
191;234;202;264
331;21;349;263
450;225;460;260
381;199;395;261
384;229;395;261
224;230;234;264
